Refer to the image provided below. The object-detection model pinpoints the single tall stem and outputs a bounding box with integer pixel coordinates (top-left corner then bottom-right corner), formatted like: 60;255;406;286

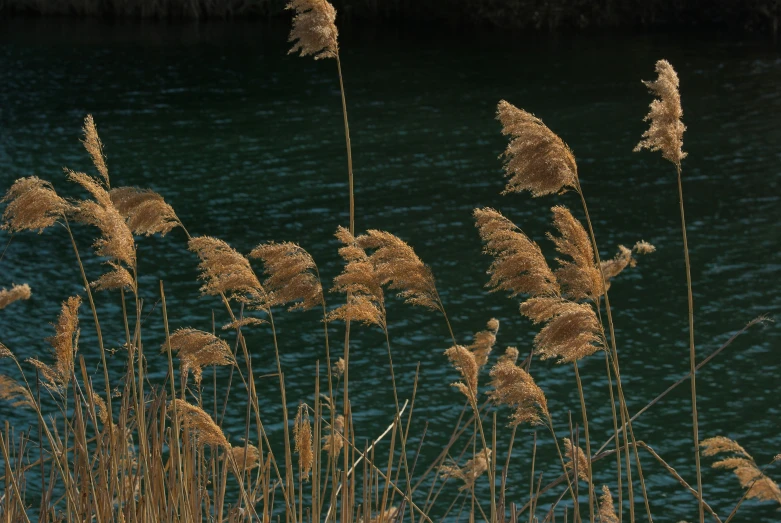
676;164;703;523
573;363;594;523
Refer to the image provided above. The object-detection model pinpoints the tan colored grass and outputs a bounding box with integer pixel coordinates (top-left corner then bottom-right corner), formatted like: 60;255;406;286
322;414;344;459
1;176;71;233
497;346;519;365
444;345;479;403
27;296;81;391
287;0;339;60
82;115;110;187
249;241;323;311
163;328;235;385
548;206;602;301
474;207;559;298
109;187;181;236
564;437;590;482
294;403;314;480
440;448;492;492
0;375;34;408
701;436;751;458
634;60;686;167
0;283;31;310
231;444;261;471
488;357;548;426
172;398;230;449
188;236;267;306
468;318;499;368
520;297;601;362
703;436;781;505
598;485;619;523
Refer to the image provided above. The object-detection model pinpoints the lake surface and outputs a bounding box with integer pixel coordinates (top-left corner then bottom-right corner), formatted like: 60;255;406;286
1;17;780;521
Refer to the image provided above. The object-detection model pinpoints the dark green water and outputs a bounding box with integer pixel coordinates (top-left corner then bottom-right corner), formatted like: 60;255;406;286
1;17;780;521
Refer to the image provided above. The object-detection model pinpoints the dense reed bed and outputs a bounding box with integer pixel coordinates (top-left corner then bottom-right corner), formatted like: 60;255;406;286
0;2;779;522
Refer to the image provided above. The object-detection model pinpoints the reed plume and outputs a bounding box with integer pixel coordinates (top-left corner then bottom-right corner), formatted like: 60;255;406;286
548;206;603;300
322;414;344;459
27;296;81;391
328;226;385;328
249;241;323;311
633;60;686;168
162;328;235;385
0;283;31;310
600;241;655;291
488;357;548;426
230;444;261;471
520;297;601;362
109;187;182;236
221;317;267;330
0;375;34;409
188;236;267;306
91;391;110;425
294;403;314;480
468;318;499;368
444;345;479;403
701;436;750;458
1;177;71;233
440;448;492;492
497;100;578;197
91;262;135;292
0;343;11;359
598;485;619;523
498;346;519;365
333;357;345;378
172;399;230;449
286;0;338;60
564;437;590;482
702;436;781;505
82;115;110;187
474;207;559;298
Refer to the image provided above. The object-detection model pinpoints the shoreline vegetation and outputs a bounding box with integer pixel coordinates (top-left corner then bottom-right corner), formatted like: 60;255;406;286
0;0;779;36
0;0;780;521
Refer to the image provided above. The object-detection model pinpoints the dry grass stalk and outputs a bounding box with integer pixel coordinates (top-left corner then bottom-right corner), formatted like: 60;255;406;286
230;444;260;472
163;328;235;385
520;297;601;362
488;357;548;426
82;115;110;187
548;206;603;301
497;100;578;196
357;230;442;312
249;241;323;311
328;226;385;328
0;375;34;409
109;187;181;236
598;485;619;523
444;345;479;403
287;0;339;60
468;318;499;368
221;317;267;330
440;448;492;491
634;60;686;167
564;437;590;482
172;398;230;449
294;403;314;480
1;177;71;233
474;207;559;298
0;283;31;310
188;236;267;306
322;414;344;459
702;436;781;505
27;296;81;391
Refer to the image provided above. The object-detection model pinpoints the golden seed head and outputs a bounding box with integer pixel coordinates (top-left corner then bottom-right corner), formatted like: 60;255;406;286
440;448;492;491
163;328;235;386
322;414;344;459
1;177;71;233
520;297;601;363
249;241;323;311
598;485;619;523
634;60;686;167
287;0;339;60
548;206;603;301
333;357;345;378
468;319;499;369
294;403;314;480
488;357;548;426
0;375;35;409
109;187;181;237
231;444;261;472
30;296;82;391
82;115;110;187
188;236;267;306
0;283;32;310
564;438;590;482
444;345;479;403
172;399;230;449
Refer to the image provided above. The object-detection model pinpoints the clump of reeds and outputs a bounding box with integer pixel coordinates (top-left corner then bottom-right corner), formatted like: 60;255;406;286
702;436;781;505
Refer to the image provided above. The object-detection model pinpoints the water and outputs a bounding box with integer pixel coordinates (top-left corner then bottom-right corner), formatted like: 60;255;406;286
1;17;780;521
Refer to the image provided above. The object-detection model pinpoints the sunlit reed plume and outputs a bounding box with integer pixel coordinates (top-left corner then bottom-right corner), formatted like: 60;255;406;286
287;0;338;59
600;241;656;291
0;343;11;359
702;436;781;505
322;414;344;459
520;297;601;362
1;177;71;233
360;507;399;523
634;60;686;168
497;100;578;197
468;318;499;368
172;399;230;449
109;187;181;236
634;240;656;255
294;403;314;480
358;230;443;312
0;283;31;310
92;262;136;292
333;357;345;378
564;437;590;481
163;328;235;385
91;391;109;425
440;448;492;491
188;236;267;306
444;345;479;403
488;357;548;426
498;346;519;365
27;296;81;391
0;375;34;409
249;241;323;311
328;226;385;328
221;317;267;330
598;485;619;523
82;115;110;187
231;444;261;472
548;206;602;300
474;207;559;298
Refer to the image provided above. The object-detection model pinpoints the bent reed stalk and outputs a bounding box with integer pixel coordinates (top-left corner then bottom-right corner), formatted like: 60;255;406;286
0;20;776;523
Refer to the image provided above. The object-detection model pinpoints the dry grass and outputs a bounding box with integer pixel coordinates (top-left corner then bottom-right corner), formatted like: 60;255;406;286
0;13;777;523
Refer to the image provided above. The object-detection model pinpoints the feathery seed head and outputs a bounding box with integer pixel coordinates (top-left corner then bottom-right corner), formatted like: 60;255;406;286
634;60;686;167
548;206;602;300
703;436;781;505
564;438;590;482
0;375;35;409
188;236;267;306
634;240;656;255
172;399;230;449
521;297;601;363
82;115;110;187
109;187;181;237
231;444;261;471
294;403;314;480
163;328;235;385
498;346;519;365
323;414;345;459
249;241;323;311
221;317;267;330
1;177;71;233
0;284;32;310
91;262;136;293
333;357;345;378
468;319;499;369
488;358;548;426
598;485;619;523
474;207;559;298
444;345;479;403
440;448;492;491
287;0;339;60
497;100;578;197
701;436;751;458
